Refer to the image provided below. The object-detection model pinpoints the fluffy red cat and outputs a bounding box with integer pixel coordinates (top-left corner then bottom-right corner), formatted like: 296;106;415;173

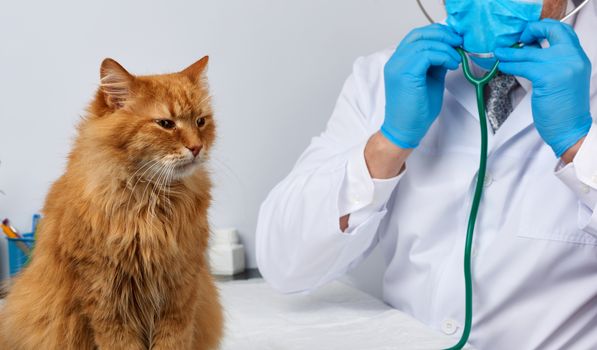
0;56;223;349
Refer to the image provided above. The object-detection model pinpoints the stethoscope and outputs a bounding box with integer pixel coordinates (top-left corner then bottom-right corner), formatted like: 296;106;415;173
411;1;593;350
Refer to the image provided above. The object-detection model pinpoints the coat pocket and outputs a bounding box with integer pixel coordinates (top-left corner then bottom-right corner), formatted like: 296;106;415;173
517;173;597;246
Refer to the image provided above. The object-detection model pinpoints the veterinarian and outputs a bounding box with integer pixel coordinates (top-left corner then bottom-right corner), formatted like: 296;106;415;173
256;0;597;349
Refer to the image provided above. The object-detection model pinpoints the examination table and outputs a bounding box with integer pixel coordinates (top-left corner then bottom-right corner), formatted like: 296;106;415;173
218;279;474;350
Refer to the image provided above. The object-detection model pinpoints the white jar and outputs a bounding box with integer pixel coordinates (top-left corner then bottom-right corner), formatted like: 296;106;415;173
208;228;246;276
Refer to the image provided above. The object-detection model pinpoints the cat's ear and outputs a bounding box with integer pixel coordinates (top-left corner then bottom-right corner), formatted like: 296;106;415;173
100;58;135;109
181;56;209;84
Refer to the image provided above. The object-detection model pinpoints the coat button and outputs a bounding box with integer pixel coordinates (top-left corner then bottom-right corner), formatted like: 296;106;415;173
483;174;494;187
441;319;460;335
581;184;591;194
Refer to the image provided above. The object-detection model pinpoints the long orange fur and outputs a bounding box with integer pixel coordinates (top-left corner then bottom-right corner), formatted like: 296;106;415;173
0;56;223;349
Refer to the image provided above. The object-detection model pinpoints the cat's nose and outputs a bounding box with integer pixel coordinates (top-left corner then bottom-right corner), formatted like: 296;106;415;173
187;145;202;157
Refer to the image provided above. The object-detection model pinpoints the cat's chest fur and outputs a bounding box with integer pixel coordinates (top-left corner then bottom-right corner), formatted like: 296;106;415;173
74;183;209;335
68;175;211;295
103;191;207;275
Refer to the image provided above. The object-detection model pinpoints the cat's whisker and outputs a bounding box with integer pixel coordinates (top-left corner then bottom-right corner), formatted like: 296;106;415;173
198;94;212;107
144;160;173;230
130;157;163;181
157;161;174;189
156;164;171;215
122;159;160;201
164;164;176;217
144;165;164;226
209;157;244;187
153;162;171;213
165;162;178;213
119;159;160;208
126;159;160;188
119;161;153;205
127;160;164;216
126;162;162;214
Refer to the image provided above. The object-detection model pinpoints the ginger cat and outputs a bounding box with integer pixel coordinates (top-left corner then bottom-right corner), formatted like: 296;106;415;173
0;56;223;349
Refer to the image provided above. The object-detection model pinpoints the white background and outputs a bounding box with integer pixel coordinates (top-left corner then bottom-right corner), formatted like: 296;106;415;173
0;0;441;292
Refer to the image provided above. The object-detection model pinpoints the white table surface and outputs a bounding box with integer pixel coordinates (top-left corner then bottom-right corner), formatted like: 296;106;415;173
218;280;473;350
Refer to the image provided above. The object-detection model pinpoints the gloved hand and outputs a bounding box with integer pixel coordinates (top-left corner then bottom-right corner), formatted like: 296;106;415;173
381;24;462;149
495;19;593;158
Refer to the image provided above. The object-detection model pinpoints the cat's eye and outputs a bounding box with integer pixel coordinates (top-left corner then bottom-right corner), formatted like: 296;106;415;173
196;117;207;128
156;119;176;129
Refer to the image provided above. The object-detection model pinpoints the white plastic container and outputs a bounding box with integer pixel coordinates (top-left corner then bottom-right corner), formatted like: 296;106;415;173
208;228;246;276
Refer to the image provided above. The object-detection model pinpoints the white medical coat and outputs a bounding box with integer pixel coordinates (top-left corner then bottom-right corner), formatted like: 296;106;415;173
256;3;597;349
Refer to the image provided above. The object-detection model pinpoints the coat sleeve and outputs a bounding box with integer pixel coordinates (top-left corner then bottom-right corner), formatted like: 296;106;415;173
554;78;597;237
255;51;400;294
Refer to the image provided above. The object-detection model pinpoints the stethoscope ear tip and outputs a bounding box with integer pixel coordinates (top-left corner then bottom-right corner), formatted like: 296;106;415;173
466;52;495;59
456;47;501;86
458;41;524;60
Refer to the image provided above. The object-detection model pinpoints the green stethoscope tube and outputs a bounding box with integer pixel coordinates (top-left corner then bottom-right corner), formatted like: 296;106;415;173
444;48;500;350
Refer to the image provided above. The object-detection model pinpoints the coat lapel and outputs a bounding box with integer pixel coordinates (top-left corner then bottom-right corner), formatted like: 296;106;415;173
444;67;535;154
445;67;479;121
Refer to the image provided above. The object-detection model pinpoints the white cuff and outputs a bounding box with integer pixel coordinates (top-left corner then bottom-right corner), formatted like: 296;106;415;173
555;123;597;209
338;140;403;231
571;122;597;191
555;123;597;236
555;162;597;209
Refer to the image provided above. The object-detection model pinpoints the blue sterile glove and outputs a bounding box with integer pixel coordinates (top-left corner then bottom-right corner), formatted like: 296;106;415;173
495;19;593;158
381;24;463;149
